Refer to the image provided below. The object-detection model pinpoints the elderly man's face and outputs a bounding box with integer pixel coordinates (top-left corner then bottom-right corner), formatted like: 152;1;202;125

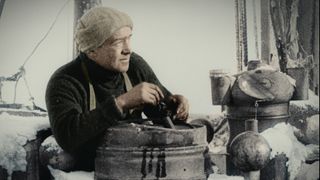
89;26;132;72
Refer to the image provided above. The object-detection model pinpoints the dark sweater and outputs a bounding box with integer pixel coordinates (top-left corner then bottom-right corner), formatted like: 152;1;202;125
45;52;171;170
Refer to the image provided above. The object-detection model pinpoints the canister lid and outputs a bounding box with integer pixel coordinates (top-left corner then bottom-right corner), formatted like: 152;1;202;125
238;73;275;100
209;69;227;77
236;69;294;102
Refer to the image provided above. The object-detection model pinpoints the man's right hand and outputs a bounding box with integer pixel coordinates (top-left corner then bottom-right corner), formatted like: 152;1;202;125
115;82;164;112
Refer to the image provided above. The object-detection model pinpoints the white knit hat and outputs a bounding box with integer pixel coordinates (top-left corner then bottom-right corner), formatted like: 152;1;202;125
75;7;133;53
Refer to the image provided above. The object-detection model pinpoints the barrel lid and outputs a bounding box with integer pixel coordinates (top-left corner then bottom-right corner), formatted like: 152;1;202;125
100;123;207;148
238;73;275;101
237;69;294;102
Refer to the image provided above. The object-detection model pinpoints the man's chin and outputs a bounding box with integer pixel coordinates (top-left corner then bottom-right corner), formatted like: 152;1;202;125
118;65;129;73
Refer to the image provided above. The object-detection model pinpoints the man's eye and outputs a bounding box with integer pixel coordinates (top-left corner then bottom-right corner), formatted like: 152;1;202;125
112;40;123;46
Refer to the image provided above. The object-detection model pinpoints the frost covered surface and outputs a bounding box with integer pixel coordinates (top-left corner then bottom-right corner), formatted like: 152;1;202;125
295;161;319;180
208;173;244;180
41;135;63;153
48;167;243;180
0;106;47;115
261;122;317;180
0;112;50;177
291;90;319;108
189;111;229;153
49;166;94;180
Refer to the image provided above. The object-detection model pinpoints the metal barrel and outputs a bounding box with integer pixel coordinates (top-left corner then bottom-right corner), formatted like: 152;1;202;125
95;146;207;180
225;102;290;176
95;123;209;180
225;102;290;141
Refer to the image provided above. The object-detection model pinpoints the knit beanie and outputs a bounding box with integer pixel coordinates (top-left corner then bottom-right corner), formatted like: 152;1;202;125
75;7;133;53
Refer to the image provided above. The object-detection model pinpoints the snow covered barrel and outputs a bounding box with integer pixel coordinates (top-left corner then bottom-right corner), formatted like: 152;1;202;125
0;110;50;180
0;139;41;180
208;62;316;177
225;67;295;176
227;68;295;137
95;123;211;180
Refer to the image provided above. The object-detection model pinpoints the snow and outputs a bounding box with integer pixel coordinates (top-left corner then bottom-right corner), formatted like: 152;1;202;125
48;167;244;180
0;106;47;115
208;174;244;180
261;122;318;180
295;161;319;180
189;112;229;152
0;112;50;178
291;90;319;108
49;166;94;180
211;145;227;154
303;115;319;144
41;135;63;153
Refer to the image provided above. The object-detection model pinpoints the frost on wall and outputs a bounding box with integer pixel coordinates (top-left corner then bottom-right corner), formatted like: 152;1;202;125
261;122;318;180
0;112;50;178
48;166;94;180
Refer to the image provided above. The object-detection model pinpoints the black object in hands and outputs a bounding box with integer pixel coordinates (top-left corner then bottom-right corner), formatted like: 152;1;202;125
157;101;175;129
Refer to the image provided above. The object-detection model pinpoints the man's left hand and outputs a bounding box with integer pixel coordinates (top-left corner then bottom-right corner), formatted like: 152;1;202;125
168;94;189;121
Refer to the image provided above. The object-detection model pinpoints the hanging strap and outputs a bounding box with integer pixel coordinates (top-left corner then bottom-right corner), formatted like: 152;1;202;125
122;72;133;92
122;72;134;114
81;61;133;112
81;61;96;111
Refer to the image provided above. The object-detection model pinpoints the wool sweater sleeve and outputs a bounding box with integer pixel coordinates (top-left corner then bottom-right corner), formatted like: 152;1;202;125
45;74;122;153
129;53;173;117
130;53;172;97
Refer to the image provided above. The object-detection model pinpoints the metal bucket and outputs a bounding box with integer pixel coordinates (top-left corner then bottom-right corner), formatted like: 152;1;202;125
209;69;233;105
95;123;209;180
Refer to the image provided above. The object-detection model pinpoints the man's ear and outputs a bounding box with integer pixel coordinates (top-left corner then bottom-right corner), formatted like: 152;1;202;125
86;50;97;60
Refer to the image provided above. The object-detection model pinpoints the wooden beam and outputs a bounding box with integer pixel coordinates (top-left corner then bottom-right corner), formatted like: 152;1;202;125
0;0;6;19
313;0;319;95
260;0;270;64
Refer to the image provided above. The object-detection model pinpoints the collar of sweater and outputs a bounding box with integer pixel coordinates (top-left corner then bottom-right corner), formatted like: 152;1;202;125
79;53;122;84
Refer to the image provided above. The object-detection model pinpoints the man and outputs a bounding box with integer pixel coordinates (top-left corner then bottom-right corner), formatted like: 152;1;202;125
45;6;189;170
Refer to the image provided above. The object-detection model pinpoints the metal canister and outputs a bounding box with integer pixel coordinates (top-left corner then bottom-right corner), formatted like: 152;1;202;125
95;123;210;180
210;69;233;105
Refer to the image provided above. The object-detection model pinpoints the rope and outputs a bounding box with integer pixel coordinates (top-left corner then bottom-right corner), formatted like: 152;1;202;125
1;0;70;106
252;0;260;59
235;0;248;71
239;0;244;71
22;74;35;105
21;0;71;68
241;0;248;67
254;99;269;120
12;0;70;106
13;77;21;103
12;67;25;103
235;0;242;72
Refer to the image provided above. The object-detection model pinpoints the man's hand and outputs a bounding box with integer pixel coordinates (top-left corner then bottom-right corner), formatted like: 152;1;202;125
167;94;189;121
115;82;164;112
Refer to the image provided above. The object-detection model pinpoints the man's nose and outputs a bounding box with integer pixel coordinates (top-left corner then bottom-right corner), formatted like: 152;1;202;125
122;40;131;55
